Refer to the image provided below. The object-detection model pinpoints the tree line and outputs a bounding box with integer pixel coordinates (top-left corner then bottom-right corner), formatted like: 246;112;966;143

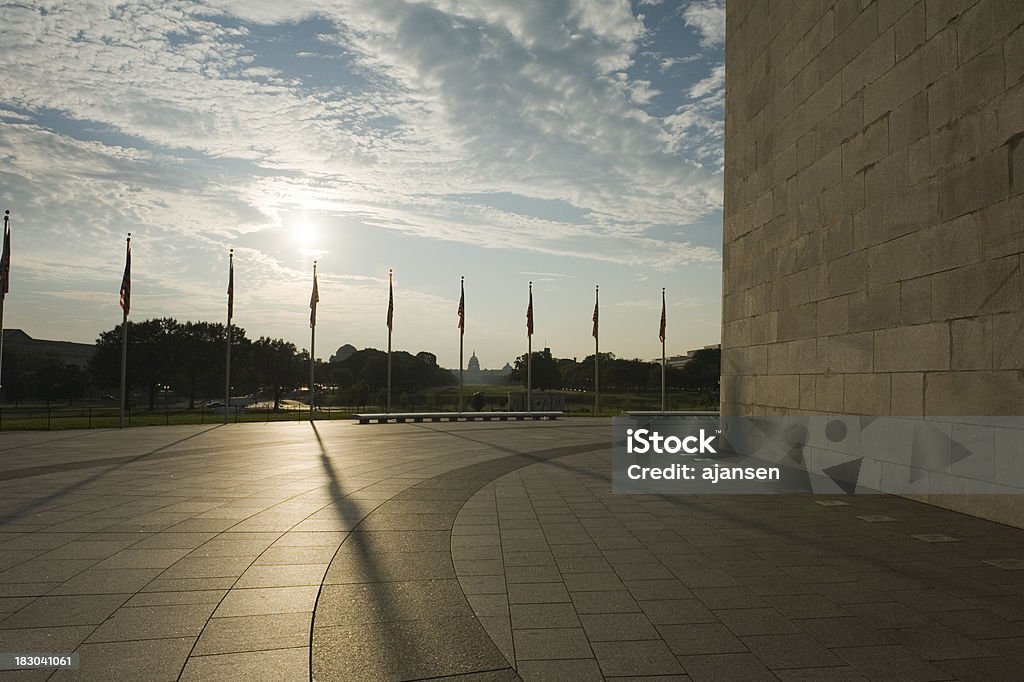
1;316;719;408
509;347;721;393
87;318;456;410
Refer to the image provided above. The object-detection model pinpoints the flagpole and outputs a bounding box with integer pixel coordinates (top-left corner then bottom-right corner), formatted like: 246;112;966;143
0;210;9;402
310;260;317;422
661;287;666;413
224;249;233;425
594;284;599;417
387;269;392;413
458;276;464;413
119;233;131;429
527;281;532;413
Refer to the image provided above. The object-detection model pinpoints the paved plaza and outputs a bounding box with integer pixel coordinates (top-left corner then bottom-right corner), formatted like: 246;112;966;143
1;420;1024;680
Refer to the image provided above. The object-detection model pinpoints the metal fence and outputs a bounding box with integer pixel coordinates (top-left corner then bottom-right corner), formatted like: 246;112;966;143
0;404;353;431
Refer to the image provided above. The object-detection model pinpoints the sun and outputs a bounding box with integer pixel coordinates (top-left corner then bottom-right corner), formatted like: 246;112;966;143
292;220;316;247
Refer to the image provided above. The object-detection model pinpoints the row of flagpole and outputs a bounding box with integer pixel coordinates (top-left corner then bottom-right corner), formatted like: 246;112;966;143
0;219;675;423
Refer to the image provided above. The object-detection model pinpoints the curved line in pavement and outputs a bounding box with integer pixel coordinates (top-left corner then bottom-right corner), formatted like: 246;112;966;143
310;439;608;682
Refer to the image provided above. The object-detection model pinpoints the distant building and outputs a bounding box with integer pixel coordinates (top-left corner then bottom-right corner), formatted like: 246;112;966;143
329;344;357;363
657;344;721;368
1;329;94;367
464;351;512;385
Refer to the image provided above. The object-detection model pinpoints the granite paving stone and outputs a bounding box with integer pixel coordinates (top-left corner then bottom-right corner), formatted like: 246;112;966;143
590;639;685;677
5;421;1024;680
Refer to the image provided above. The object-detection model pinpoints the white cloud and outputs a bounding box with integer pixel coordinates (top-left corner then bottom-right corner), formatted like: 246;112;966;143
0;1;724;359
682;0;725;48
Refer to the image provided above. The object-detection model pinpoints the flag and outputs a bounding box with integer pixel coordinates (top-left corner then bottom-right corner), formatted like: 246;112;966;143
386;270;394;332
119;237;131;315
457;278;465;335
227;252;234;322
659;289;666;344
592;290;599;339
309;267;319;328
1;212;10;296
527;285;534;337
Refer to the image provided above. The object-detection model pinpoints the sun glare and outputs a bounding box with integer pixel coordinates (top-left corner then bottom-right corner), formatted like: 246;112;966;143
292;220;316;247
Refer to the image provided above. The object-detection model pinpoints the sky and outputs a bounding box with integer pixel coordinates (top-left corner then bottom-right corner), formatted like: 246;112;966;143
0;0;725;369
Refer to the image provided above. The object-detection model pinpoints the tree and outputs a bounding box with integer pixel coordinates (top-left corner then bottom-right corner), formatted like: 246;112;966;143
510;348;560;391
90;318;179;409
250;337;303;410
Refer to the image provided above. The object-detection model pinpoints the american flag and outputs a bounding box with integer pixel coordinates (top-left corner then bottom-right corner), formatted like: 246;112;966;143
527;285;534;337
659;288;666;344
457;278;464;335
309;265;319;328
119;236;131;315
387;269;394;332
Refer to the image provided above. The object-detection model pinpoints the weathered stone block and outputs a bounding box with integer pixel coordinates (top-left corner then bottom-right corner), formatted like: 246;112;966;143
842;115;889;175
991;311;1024;369
817;295;850;337
853;201;883;249
929;46;1004;131
995;81;1024;142
863;26;957;122
842;29;896;100
850;284;900;331
874;157;918;229
924;0;971;39
844;373;892;414
824;216;854;261
723;345;768;376
757;374;802;409
889;91;928;150
1007;23;1024;86
938;148;1010;220
822;3;880;82
952;317;993;369
777;302;819;340
800;374;817;409
899;212;978;279
751;312;779;345
816;372;844;412
891;372;924;415
879;0;920;29
979;195;1024;260
900;276;933;325
818;96;863;152
828;250;867;297
930;257;1020;319
894;2;926;60
956;0;1024;63
768;338;823;374
925;370;1024;415
828;331;874;372
875;321;951;371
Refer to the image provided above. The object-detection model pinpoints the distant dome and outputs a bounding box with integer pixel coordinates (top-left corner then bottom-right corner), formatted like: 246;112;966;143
330;344;357;363
468;351;481;372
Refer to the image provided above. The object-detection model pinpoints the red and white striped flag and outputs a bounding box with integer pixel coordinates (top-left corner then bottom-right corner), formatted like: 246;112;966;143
309;264;319;328
119;235;131;315
658;288;666;344
1;211;10;296
386;269;394;332
527;283;534;337
227;250;234;322
457;278;465;335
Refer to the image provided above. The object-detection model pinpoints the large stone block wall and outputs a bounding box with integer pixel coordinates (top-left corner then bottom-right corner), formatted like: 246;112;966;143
722;0;1024;523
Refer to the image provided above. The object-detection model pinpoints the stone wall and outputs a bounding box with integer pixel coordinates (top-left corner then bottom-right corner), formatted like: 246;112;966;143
722;0;1024;523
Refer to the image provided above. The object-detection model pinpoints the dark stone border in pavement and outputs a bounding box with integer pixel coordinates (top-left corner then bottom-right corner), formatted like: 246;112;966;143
0;427;226;482
310;439;608;682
